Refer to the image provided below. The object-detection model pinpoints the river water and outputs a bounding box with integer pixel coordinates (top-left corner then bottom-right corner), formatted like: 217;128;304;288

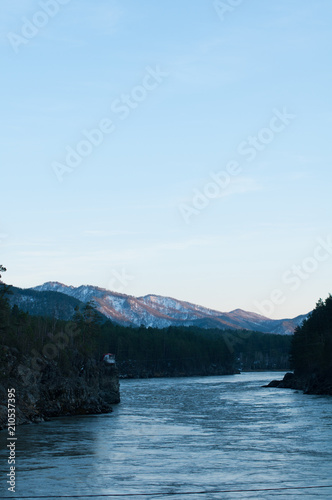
1;372;332;500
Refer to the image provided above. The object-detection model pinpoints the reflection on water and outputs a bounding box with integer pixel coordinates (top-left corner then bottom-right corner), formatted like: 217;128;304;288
1;372;332;499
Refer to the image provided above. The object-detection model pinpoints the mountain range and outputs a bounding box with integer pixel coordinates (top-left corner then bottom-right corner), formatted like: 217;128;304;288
8;281;308;335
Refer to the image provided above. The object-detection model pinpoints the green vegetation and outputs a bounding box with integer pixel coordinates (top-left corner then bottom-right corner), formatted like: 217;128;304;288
290;295;332;378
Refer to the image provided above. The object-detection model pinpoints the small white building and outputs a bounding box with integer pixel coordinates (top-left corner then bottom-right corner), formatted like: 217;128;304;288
102;353;116;365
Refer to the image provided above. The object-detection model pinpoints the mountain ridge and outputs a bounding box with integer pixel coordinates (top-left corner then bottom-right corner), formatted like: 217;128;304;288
28;281;308;335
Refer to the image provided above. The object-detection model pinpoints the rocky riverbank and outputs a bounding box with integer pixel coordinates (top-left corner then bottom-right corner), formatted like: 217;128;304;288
264;371;332;396
0;346;120;430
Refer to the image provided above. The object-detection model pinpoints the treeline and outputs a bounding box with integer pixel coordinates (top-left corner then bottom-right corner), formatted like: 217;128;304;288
290;295;332;379
229;330;291;371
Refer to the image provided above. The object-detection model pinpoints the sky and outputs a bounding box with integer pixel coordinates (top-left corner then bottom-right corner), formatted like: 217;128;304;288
1;0;332;319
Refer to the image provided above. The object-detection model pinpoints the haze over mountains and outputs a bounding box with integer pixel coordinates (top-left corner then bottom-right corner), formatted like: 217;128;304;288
7;281;308;335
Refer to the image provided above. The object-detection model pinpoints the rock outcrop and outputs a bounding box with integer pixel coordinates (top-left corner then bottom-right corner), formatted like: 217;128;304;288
264;371;332;396
0;346;120;430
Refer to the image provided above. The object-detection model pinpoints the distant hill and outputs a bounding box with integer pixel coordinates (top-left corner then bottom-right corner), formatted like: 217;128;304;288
25;281;309;335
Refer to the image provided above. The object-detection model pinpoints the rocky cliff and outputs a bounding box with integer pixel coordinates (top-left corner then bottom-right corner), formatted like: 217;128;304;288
0;346;120;430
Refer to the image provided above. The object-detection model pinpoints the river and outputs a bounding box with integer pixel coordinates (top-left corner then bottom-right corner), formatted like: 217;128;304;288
1;372;332;499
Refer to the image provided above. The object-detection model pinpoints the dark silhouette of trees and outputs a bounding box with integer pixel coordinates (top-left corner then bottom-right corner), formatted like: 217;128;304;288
290;295;332;377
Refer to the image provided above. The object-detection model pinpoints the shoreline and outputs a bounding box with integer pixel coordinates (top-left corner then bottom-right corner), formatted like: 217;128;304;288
264;372;332;396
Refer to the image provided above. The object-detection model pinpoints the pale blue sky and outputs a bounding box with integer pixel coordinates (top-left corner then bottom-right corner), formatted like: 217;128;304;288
1;0;331;319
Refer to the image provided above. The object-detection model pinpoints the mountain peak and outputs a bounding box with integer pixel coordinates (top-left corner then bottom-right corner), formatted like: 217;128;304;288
33;281;74;292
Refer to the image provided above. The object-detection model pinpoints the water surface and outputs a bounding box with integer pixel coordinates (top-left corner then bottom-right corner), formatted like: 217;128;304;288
1;372;332;499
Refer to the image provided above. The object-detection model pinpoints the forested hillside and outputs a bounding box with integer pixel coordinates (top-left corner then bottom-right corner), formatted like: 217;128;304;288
7;286;84;320
1;301;291;380
267;295;332;395
0;294;236;378
290;295;332;392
